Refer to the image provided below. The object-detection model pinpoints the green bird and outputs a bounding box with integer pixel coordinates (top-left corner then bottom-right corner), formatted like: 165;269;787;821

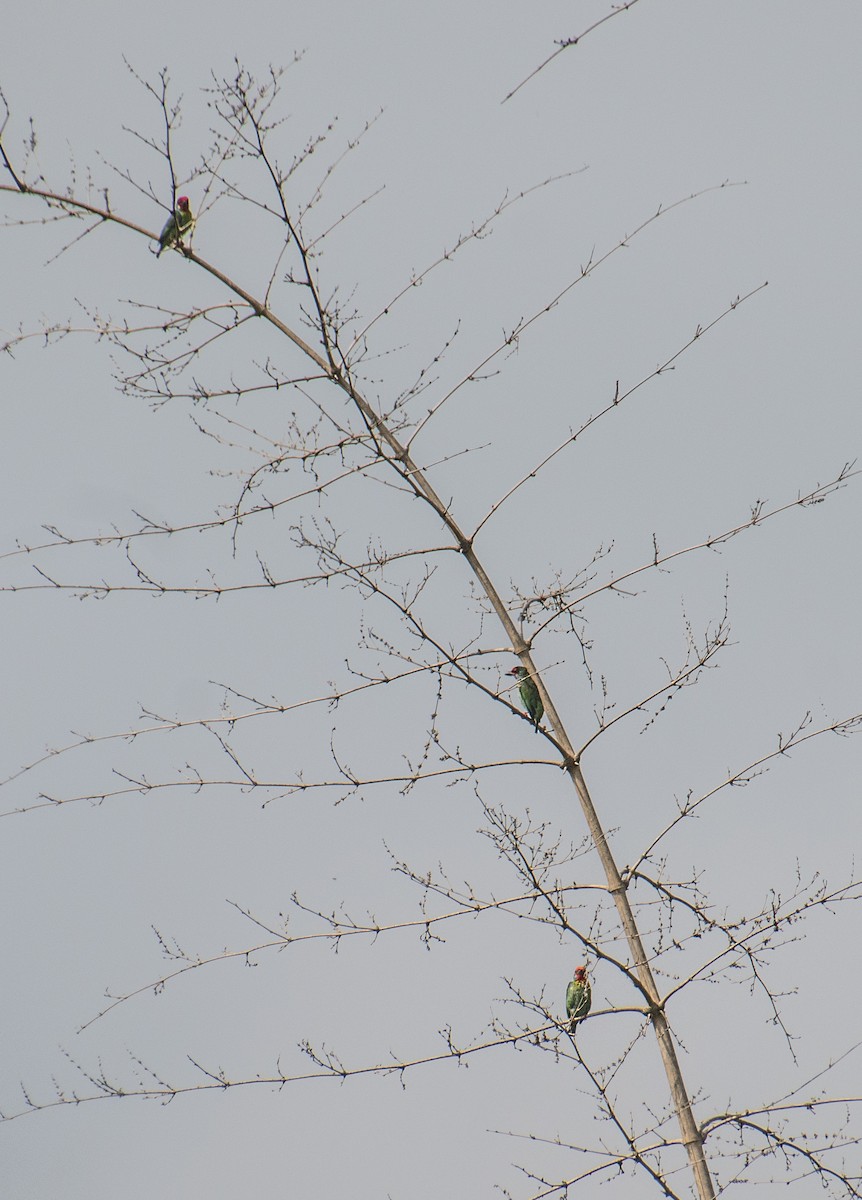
508;664;543;732
566;965;591;1031
156;196;194;257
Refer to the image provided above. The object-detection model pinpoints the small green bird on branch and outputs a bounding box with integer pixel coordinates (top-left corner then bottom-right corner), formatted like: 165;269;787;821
566;964;591;1032
508;664;544;732
156;195;194;257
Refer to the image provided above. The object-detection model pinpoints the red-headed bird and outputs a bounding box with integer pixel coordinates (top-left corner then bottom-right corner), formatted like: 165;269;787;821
566;965;591;1031
156;196;194;257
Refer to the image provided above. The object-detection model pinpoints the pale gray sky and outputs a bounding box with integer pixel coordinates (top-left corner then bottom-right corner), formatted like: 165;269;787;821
2;3;861;1198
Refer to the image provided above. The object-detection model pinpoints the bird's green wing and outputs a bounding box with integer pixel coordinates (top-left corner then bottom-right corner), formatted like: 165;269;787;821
520;676;543;728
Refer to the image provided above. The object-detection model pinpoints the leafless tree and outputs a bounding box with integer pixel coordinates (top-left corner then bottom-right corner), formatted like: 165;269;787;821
1;60;860;1200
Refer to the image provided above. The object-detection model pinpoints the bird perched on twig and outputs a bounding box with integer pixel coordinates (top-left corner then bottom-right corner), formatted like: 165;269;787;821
156;196;194;257
566;964;591;1031
508;664;544;732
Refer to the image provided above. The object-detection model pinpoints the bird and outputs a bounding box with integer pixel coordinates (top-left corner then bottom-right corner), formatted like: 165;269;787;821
156;196;194;257
566;964;591;1031
507;664;544;732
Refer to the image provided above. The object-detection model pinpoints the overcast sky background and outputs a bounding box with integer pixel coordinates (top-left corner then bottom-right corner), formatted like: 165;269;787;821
2;3;861;1198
